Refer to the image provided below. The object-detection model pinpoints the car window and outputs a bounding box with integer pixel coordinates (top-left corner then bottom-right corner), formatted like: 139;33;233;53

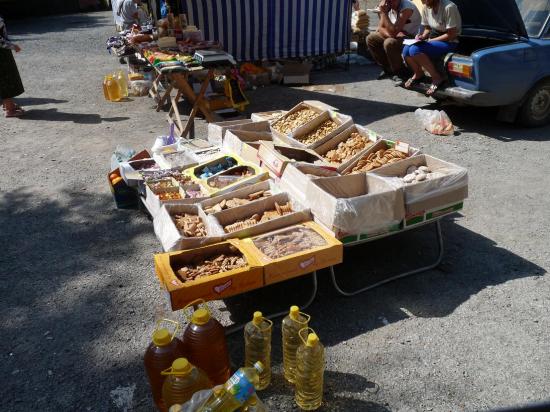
516;0;550;37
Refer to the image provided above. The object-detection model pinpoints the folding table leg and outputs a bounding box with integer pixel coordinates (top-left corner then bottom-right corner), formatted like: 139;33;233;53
181;71;214;138
225;271;319;336
330;220;444;297
156;84;173;112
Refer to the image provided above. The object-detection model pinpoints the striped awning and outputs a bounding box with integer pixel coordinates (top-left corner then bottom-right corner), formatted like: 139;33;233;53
180;0;353;61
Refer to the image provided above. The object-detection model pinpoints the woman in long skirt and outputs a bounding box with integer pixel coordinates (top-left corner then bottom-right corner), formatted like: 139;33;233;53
0;16;25;117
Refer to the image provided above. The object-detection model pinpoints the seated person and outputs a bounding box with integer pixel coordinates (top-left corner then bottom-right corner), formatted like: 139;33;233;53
402;0;462;96
367;0;421;80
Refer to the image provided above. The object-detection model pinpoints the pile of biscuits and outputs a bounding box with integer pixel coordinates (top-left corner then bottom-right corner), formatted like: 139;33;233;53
174;213;207;237
272;108;318;135
322;132;374;165
204;190;272;214
159;192;182;201
224;201;293;233
296;120;338;146
176;252;246;282
254;226;326;259
347;148;409;174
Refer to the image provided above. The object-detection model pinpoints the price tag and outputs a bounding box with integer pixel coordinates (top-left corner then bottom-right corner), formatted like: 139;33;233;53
395;141;410;154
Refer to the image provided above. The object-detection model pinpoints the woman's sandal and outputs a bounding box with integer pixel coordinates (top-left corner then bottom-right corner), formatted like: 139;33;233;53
426;81;445;97
5;108;25;118
404;76;427;89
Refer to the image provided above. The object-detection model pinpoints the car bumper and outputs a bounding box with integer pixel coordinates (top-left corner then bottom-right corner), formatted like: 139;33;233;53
409;83;502;106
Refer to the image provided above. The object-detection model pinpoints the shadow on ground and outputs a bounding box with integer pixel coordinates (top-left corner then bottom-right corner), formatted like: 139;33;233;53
6;12;112;36
21;108;129;124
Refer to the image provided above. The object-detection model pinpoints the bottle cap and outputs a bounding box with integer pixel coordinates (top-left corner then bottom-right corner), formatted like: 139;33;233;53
192;308;210;325
306;333;319;347
172;358;192;375
252;311;263;325
253;361;264;374
289;305;300;321
152;328;171;346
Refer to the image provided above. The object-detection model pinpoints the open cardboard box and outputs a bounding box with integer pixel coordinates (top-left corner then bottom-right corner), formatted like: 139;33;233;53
314;124;378;173
282;110;354;150
276;162;340;207
108;149;150;208
207;119;253;145
242;221;343;286
154;239;263;310
370;154;468;216
199;180;276;215
144;183;209;218
223;129;273;165
250;110;287;123
209;192;311;240
202;164;269;197
306;173;405;239
153;203;223;252
257;142;330;178
270;101;327;142
341;139;420;175
281;61;313;85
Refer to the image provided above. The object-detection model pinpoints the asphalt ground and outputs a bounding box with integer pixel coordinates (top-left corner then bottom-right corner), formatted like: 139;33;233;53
0;11;549;412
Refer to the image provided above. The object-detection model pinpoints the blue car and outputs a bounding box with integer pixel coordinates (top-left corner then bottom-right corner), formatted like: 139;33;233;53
408;0;550;127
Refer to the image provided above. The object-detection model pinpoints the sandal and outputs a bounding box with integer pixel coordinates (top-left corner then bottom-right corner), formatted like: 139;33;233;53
426;81;445;96
403;76;427;89
5;108;25;117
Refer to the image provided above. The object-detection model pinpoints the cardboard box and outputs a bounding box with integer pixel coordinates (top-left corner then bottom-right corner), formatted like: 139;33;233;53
257;142;330;178
199;180;275;214
153;203;223;252
282;61;313;84
108;149;150;208
242;221;343;286
154;240;263;310
276;162;340;207
250;110;287;123
223;129;273;165
313;124;378;173
144;183;209;218
270;102;327;141
370;154;468;215
306;173;405;238
209;192;311;240
207;119;270;146
404;201;465;227
341;139;420;175
282;110;354;150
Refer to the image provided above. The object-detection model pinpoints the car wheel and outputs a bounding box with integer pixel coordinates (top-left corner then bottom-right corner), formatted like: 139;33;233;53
518;80;550;127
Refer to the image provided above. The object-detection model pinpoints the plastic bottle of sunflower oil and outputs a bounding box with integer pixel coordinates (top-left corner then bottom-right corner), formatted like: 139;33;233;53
295;328;325;411
282;305;310;383
244;311;272;390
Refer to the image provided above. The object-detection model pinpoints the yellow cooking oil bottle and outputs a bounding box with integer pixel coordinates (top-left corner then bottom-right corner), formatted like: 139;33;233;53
102;75;111;101
105;74;122;102
282;305;310;383
295;328;325;410
161;357;213;409
196;361;264;412
239;393;267;412
117;70;128;98
244;312;273;390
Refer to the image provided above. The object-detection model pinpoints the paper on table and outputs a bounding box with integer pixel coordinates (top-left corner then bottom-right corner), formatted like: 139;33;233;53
403;39;424;46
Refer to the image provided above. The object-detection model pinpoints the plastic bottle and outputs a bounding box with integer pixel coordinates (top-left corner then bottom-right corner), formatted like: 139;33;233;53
117;70;129;98
144;324;185;411
295;329;325;411
239;394;267;412
102;75;111;101
181;300;231;385
196;362;264;412
282;305;311;384
106;75;122;102
244;312;272;390
162;358;213;409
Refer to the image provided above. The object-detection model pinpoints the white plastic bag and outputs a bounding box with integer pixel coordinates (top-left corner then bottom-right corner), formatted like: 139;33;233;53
415;108;454;136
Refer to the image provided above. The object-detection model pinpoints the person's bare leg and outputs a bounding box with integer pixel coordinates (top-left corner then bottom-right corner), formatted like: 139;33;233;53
411;53;443;84
405;56;423;78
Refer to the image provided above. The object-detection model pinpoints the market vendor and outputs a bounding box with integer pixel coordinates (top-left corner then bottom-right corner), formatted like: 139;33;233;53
366;0;421;81
0;16;25;118
402;0;462;96
117;0;142;30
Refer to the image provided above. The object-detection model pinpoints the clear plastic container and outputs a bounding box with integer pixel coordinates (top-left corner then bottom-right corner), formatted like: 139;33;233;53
244;312;272;390
117;70;129;98
106;75;122;102
162;358;213;408
295;328;325;410
282;306;310;384
252;226;327;260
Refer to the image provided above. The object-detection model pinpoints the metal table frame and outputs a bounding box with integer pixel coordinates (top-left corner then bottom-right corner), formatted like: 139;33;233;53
225;218;445;334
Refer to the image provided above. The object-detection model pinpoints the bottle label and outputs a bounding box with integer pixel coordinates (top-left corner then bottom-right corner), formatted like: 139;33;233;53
226;370;254;404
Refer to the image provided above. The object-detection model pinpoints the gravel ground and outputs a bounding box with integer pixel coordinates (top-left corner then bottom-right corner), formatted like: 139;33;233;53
1;11;549;412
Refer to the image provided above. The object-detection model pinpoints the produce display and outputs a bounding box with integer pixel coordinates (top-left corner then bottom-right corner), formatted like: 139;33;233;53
159;192;183;201
142;169;193;185
224;202;293;233
272;108;318;135
207;166;255;189
295;120;338;146
402;165;444;184
184;187;206;198
322;132;375;165
195;157;238;178
130;160;158;171
175;251;247;282
174;213;207;237
163;151;195;167
253;226;327;259
203;190;272;214
147;179;178;191
347;148;409;174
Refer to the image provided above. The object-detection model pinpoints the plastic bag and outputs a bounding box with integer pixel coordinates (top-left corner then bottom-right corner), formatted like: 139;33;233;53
170;388;269;412
128;80;152;96
415;108;454;136
110;146;136;171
